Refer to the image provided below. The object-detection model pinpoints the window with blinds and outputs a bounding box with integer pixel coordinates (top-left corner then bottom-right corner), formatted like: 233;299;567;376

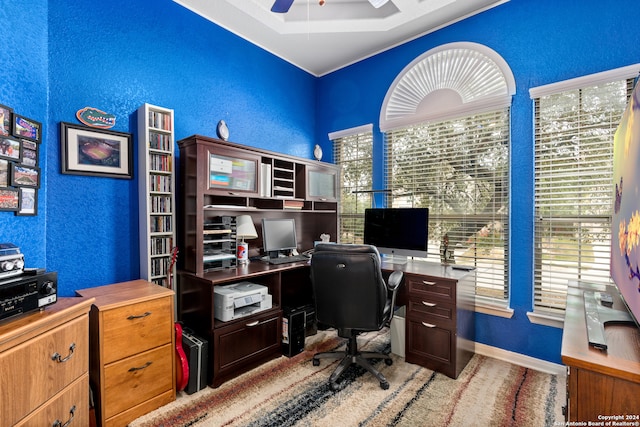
533;79;633;315
385;109;510;302
333;130;373;244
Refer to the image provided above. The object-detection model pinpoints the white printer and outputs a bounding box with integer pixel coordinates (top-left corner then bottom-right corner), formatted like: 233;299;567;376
213;281;272;321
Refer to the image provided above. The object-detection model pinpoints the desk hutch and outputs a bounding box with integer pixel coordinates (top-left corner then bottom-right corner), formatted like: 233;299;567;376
177;135;475;388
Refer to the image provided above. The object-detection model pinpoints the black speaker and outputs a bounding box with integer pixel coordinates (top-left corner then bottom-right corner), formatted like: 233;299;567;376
282;307;306;357
182;328;208;394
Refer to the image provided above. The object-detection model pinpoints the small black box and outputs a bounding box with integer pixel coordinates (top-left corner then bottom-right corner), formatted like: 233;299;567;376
182;329;208;394
282;307;306;357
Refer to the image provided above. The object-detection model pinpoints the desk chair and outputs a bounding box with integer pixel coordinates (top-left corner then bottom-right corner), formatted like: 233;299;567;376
310;243;403;390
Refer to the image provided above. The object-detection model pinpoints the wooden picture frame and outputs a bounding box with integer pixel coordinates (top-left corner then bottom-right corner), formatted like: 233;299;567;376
0;187;20;211
12;114;41;142
0;137;21;162
60;122;133;179
16;187;37;216
10;163;40;188
0;104;13;136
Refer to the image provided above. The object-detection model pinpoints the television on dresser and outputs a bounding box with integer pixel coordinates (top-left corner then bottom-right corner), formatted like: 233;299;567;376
363;208;428;263
609;77;640;334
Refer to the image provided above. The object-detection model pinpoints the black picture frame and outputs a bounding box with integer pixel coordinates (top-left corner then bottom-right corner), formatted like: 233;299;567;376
0;187;20;211
0;104;13;137
16;187;37;216
0;159;8;188
60;122;133;179
0;137;21;162
10;163;40;188
12;114;41;142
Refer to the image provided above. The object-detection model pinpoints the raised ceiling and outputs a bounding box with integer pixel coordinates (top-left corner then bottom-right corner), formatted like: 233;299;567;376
173;0;509;76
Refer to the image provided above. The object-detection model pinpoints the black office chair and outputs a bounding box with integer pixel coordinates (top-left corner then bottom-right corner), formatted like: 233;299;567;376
310;243;403;390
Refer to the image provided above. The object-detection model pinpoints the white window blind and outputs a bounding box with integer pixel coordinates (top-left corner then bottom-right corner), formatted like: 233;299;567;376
332;130;373;244
385;109;510;302
533;79;634;315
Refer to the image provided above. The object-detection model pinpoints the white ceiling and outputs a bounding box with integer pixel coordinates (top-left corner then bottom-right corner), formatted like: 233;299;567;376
173;0;508;77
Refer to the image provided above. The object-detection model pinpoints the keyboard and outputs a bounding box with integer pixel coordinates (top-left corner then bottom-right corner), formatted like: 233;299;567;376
267;254;309;265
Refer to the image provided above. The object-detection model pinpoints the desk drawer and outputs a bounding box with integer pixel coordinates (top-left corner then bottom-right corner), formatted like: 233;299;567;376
406;274;455;303
214;310;282;373
0;315;88;426
101;296;173;364
407;296;454;326
406;316;453;370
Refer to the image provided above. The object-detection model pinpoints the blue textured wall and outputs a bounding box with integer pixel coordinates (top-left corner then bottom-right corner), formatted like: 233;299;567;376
316;0;640;363
2;0;639;363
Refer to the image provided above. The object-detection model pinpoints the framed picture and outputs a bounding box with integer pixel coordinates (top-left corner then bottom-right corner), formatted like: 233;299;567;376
0;137;21;162
0;187;20;211
16;187;37;216
10;164;40;188
21;146;37;166
12;114;41;142
0;104;12;136
60;122;133;179
0;159;8;187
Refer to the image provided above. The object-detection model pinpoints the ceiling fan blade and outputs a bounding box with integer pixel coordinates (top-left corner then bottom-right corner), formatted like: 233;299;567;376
271;0;295;13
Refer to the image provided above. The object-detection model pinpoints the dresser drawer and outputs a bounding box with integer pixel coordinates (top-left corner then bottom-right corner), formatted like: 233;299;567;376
407;296;454;327
406;274;455;303
103;343;173;419
214;310;282;373
101;296;173;364
15;374;90;427
0;315;88;427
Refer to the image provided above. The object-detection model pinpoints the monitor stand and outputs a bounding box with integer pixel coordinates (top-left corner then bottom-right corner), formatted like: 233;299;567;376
381;253;408;265
583;290;634;351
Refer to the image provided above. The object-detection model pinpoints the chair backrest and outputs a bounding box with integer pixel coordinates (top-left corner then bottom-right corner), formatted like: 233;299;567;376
310;244;390;332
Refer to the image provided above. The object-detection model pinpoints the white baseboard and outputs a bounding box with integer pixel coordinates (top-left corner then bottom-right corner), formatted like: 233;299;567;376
474;342;566;376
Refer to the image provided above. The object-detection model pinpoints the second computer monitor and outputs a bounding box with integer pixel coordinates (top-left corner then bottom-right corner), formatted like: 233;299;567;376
261;218;298;259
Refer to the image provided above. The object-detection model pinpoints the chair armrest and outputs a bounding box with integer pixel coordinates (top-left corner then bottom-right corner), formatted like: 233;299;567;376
387;270;403;292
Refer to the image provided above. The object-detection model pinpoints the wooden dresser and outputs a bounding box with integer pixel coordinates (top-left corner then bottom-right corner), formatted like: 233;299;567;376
562;281;640;422
76;280;175;427
0;297;94;427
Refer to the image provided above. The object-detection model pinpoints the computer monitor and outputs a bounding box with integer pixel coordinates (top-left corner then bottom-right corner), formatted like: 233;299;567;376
262;218;298;259
364;208;429;263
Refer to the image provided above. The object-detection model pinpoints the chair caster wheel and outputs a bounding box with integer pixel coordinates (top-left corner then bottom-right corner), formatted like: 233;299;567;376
312;358;320;366
380;381;389;390
330;382;340;391
384;358;393;366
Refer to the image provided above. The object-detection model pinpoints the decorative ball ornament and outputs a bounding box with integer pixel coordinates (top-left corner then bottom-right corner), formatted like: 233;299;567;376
313;144;323;161
216;120;229;141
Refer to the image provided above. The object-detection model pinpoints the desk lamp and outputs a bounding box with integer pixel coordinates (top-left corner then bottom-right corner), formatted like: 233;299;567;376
236;215;258;264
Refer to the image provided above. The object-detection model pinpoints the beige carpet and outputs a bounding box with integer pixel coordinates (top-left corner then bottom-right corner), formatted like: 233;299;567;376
129;329;565;426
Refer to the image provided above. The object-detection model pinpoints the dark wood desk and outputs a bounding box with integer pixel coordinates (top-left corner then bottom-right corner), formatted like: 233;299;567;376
562;281;640;422
178;259;475;387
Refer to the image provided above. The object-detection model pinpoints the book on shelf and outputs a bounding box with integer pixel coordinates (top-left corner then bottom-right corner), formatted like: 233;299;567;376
283;200;304;209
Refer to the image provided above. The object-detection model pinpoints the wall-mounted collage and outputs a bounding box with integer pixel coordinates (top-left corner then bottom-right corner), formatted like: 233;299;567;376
0;104;41;216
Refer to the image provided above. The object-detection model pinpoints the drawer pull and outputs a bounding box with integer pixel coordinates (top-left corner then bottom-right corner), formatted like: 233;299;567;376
421;301;437;307
246;320;260;327
421;322;436;328
51;343;76;363
129;361;153;372
422;280;437;286
52;404;76;427
127;311;152;320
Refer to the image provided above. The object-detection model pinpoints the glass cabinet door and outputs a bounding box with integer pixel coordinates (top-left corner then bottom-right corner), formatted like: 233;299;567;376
307;165;338;201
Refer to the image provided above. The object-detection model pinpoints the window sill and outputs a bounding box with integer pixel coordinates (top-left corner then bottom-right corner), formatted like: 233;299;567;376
475;297;514;318
527;311;564;329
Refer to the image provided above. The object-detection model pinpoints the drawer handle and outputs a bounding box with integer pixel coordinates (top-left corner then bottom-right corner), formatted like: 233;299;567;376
246;320;260;327
422;280;437;286
52;404;76;427
129;361;153;372
421;322;436;328
51;343;76;363
421;301;437;307
127;311;152;320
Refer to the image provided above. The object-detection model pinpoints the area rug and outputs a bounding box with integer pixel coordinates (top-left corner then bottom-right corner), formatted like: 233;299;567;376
129;329;565;427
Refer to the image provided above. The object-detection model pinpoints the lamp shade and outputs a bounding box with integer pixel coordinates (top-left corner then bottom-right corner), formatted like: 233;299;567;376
236;215;258;239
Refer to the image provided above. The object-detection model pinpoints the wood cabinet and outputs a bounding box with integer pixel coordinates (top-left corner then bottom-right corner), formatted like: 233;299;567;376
76;280;175;427
392;261;475;379
177;135;339;276
562;281;640;422
304;162;339;202
0;297;94;427
138;103;177;288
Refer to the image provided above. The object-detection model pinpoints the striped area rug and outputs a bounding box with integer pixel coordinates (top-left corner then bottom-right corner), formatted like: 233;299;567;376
130;329;565;427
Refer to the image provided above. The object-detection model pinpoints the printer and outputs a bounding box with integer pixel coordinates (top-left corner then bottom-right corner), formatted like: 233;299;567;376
213;281;272;321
